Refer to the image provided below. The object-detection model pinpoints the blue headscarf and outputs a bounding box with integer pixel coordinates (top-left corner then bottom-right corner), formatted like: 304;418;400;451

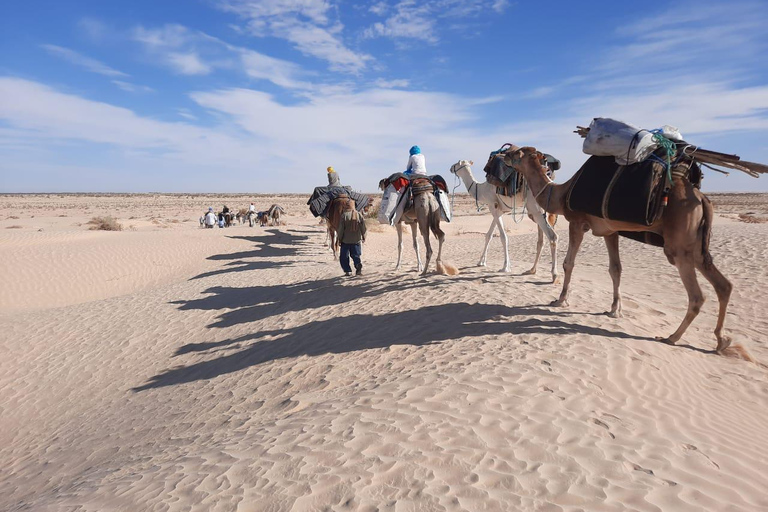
409;145;421;155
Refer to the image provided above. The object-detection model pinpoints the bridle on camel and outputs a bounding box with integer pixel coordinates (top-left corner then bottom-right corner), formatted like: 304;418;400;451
450;162;482;213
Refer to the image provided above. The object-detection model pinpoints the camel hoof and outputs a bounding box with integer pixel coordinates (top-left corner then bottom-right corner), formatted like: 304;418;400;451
550;299;567;307
551;275;560;285
716;335;732;354
500;267;511;273
606;310;622;319
522;268;535;275
478;262;487;267
656;336;677;346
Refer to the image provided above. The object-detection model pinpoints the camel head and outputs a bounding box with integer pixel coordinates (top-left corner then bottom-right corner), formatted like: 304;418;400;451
378;179;387;191
449;160;473;175
503;146;547;176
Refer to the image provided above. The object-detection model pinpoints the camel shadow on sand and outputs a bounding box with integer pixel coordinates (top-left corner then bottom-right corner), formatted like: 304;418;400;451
172;274;482;329
191;228;318;278
134;302;658;391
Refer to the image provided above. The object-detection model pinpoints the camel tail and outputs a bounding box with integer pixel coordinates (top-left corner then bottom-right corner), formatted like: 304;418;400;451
700;194;714;270
436;261;460;276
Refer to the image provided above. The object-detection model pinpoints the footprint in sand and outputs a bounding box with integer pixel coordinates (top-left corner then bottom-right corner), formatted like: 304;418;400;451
623;461;677;486
681;443;720;469
589;418;616;439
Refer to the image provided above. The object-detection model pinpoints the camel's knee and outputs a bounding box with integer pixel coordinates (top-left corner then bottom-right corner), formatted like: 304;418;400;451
689;294;705;314
609;262;622;276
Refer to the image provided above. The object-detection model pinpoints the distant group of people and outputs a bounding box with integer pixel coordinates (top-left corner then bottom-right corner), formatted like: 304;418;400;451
328;144;426;276
202;202;259;228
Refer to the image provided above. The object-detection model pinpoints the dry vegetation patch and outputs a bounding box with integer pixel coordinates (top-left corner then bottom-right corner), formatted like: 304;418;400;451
738;213;768;224
87;216;123;231
6;225;22;229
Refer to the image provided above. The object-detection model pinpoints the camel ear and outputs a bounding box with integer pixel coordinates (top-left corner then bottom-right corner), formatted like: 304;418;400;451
469;160;474;165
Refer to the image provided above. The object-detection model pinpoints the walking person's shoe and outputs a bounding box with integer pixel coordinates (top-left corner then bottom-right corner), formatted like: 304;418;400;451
344;271;352;277
355;265;363;276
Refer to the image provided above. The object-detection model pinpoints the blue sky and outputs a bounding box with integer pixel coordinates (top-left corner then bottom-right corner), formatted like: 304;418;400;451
1;0;767;192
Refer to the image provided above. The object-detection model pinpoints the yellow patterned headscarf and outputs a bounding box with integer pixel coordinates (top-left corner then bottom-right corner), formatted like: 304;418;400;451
327;166;335;173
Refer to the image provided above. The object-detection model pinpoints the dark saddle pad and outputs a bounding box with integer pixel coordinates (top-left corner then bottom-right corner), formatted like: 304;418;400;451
308;186;369;218
566;155;666;226
485;147;559;195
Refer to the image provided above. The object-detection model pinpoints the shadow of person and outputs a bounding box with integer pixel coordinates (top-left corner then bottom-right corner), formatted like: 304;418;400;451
134;302;654;391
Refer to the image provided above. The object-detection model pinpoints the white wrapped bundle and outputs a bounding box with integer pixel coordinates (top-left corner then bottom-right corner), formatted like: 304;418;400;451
437;189;452;222
378;184;401;225
583;118;658;165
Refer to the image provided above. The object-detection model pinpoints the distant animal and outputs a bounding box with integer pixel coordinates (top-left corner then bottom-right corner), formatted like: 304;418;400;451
450;159;559;281
505;145;733;353
257;211;269;227
267;204;285;226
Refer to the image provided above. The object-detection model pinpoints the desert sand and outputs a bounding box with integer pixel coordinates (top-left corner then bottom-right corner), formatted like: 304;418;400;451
1;192;767;511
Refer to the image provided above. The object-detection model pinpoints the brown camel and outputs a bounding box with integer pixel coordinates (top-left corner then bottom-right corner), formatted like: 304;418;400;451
325;196;356;259
504;146;732;353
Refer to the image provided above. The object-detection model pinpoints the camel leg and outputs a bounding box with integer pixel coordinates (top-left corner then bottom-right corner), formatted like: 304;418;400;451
430;210;446;272
551;221;584;307
395;222;404;270
525;192;559;283
524;223;544;276
605;233;622;318
410;222;423;273
696;260;733;353
660;257;704;346
478;216;496;268
417;205;433;275
495;209;511;272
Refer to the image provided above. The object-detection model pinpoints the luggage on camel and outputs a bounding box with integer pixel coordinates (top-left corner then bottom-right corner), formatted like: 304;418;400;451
307;186;370;218
378;173;451;225
484;144;560;196
566;154;670;226
581;118;684;165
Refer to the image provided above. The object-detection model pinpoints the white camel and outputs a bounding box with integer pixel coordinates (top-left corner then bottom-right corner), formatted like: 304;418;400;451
449;160;559;282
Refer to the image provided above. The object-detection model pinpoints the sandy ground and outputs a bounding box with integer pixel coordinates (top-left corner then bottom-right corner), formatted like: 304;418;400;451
1;192;767;511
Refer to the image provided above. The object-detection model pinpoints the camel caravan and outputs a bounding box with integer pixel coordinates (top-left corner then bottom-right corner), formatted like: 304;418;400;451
200;203;286;228
308;122;768;355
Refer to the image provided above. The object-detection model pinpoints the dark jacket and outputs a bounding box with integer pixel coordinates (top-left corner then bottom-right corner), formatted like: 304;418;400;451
336;209;366;245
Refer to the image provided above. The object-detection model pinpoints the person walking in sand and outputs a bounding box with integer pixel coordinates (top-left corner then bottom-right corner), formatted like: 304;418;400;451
405;145;427;176
204;207;217;228
336;200;366;276
327;166;342;187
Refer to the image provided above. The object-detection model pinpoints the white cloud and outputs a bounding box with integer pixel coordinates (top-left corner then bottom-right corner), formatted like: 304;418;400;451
77;18;110;42
41;44;128;77
374;78;410;88
133;23;310;88
112;80;155;93
364;0;512;43
133;24;191;48
218;0;373;73
369;1;389;15
167;52;212;75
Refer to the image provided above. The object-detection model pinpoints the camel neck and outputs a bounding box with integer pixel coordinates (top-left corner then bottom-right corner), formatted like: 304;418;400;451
520;162;557;211
457;167;478;190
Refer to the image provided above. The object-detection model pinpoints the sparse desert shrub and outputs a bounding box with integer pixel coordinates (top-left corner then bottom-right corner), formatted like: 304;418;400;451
87;216;123;231
8;215;19;219
365;217;386;232
6;225;22;229
738;213;768;224
364;201;380;219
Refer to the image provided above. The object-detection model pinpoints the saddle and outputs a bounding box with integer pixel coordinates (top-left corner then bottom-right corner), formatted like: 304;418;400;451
566;148;702;227
485;145;560;197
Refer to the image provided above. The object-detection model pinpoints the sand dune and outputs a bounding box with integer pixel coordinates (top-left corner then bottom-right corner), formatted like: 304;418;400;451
1;193;767;511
